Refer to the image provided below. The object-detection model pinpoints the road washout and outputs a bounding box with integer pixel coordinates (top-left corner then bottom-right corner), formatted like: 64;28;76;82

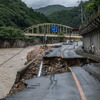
6;51;90;98
5;45;51;97
0;45;42;99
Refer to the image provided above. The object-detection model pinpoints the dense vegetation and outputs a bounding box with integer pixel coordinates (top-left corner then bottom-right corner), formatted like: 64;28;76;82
48;9;81;28
85;0;100;14
0;0;51;40
35;5;72;16
0;0;50;29
48;1;91;28
0;0;99;41
0;26;26;40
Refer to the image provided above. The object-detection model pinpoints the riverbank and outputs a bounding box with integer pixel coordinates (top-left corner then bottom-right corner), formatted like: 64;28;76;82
0;43;62;99
0;45;40;98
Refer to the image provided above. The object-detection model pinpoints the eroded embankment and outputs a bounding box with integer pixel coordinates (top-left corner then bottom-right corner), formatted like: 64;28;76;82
42;57;88;75
6;54;90;98
5;45;51;97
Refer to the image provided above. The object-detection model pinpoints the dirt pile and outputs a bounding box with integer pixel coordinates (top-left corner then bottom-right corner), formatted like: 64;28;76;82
27;46;47;62
42;58;87;76
6;46;51;97
42;58;69;75
5;46;84;98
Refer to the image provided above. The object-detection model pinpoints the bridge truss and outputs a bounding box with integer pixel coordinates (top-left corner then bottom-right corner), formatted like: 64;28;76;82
24;23;82;39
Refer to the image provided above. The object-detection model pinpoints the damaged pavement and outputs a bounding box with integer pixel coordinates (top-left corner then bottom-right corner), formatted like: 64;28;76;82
2;42;100;100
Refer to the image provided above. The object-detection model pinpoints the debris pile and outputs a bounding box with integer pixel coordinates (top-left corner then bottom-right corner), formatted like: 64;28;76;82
42;58;69;75
27;45;51;63
6;45;51;97
6;46;84;98
6;80;26;97
42;57;84;76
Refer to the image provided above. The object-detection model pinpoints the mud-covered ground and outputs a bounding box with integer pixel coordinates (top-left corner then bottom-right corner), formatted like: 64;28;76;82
0;45;41;98
0;43;61;99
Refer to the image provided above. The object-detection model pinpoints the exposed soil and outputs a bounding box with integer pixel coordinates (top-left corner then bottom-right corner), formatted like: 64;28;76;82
6;45;51;97
0;45;42;99
6;56;88;98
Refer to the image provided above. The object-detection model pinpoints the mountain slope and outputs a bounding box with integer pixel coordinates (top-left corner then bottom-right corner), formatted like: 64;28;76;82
48;1;91;28
0;0;50;29
48;9;81;28
34;5;73;16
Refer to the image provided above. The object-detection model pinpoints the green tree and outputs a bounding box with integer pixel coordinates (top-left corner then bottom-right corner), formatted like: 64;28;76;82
85;2;95;14
0;26;26;40
0;0;50;29
85;0;100;14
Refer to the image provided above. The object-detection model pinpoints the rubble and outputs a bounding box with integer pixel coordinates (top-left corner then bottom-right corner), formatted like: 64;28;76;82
42;58;84;76
6;45;51;97
42;58;69;75
5;45;86;98
27;45;51;63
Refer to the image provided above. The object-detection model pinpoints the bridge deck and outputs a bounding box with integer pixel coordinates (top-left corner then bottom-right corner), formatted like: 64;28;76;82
25;33;82;38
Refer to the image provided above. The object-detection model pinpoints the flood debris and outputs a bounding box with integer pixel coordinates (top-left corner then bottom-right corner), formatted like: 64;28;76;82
6;80;26;97
6;46;51;97
27;45;51;63
42;58;69;75
5;45;89;98
42;58;87;76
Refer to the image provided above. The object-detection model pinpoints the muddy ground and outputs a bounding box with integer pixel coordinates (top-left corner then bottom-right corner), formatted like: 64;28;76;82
0;43;61;99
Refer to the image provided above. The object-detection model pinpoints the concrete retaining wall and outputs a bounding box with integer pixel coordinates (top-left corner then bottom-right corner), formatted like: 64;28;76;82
83;31;100;54
80;13;100;55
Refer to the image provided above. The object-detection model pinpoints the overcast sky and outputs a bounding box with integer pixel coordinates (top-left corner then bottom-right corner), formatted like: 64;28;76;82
22;0;88;9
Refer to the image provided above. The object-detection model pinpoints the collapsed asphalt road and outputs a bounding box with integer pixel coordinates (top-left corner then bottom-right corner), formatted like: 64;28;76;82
2;42;100;100
3;67;100;100
44;42;84;58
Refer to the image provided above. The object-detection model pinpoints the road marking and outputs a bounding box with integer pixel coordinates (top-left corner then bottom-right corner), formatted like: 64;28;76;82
69;67;87;100
61;47;67;58
61;48;87;100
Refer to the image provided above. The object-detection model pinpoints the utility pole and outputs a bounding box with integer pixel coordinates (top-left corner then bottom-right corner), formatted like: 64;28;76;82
69;28;72;43
77;0;84;24
81;0;84;23
80;0;84;24
44;27;47;49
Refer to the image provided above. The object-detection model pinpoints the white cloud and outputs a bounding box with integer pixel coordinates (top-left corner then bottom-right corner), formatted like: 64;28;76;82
22;0;88;9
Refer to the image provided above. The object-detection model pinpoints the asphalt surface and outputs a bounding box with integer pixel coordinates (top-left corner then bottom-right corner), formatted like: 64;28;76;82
72;67;100;100
3;67;100;100
83;63;100;81
45;42;84;58
2;42;100;100
3;72;81;100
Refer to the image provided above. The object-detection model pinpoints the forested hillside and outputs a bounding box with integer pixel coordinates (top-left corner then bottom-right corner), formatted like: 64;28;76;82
0;0;50;29
85;0;100;14
48;8;81;28
48;0;91;28
35;5;72;16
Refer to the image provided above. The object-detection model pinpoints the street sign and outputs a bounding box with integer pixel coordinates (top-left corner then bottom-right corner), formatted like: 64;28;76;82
52;26;58;33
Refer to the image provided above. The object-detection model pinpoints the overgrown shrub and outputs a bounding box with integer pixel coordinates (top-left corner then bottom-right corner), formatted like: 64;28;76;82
0;26;26;40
